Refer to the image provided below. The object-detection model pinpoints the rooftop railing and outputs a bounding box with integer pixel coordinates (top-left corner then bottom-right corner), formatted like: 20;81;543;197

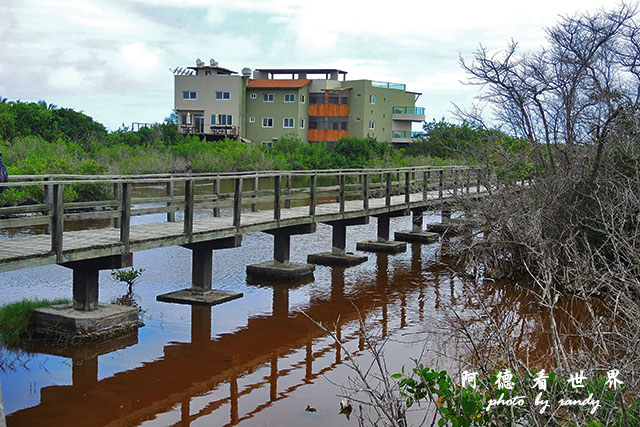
392;107;425;115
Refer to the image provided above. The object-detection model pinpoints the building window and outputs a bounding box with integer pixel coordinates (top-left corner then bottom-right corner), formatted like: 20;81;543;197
370;95;375;104
181;113;187;124
369;120;375;129
284;93;295;103
263;93;274;102
300;94;305;103
283;118;294;128
262;117;274;128
300;118;305;129
249;116;255;123
216;91;230;100
216;114;232;126
182;91;196;100
250;93;257;99
309;93;325;104
210;114;216;125
355;117;361;122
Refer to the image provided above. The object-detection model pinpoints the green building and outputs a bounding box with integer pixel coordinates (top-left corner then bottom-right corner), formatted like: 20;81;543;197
174;60;424;146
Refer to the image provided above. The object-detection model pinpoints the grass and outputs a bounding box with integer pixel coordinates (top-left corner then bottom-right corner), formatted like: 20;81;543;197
0;298;70;346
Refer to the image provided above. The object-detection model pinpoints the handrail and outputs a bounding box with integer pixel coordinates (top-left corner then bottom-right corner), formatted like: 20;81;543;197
0;166;495;270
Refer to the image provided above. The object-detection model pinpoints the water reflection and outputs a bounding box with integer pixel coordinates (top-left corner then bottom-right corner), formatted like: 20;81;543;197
2;221;606;426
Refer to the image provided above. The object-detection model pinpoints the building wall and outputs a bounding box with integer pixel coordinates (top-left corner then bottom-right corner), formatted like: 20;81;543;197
244;87;309;144
346;80;417;143
174;74;243;131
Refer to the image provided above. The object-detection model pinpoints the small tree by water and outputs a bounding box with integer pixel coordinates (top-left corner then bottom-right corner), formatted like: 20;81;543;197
111;267;144;295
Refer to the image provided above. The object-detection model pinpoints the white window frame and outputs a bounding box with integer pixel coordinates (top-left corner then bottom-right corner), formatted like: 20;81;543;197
300;94;305;104
217;114;232;126
262;117;274;128
370;94;375;104
250;92;257;99
369;120;375;130
300;118;305;129
183;91;197;100
283;117;294;128
215;91;230;100
263;93;274;102
210;114;216;125
249;116;256;123
284;93;295;103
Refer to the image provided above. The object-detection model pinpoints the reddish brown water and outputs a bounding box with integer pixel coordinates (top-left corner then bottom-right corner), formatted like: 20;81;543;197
0;210;589;426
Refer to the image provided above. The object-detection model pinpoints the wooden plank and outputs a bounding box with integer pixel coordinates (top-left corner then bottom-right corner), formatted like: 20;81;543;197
285;174;291;209
439;170;443;199
113;182;122;228
385;172;391;207
252;175;259;212
339;174;345;213
0;216;51;229
363;173;369;210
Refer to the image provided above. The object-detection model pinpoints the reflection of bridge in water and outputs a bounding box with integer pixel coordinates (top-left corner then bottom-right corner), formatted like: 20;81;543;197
7;247;435;426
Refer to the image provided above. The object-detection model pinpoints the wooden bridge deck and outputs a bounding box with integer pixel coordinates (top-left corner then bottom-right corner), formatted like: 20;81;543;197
0;167;490;272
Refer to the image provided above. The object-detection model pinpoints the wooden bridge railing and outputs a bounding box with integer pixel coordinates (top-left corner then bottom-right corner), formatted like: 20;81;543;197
0;166;493;262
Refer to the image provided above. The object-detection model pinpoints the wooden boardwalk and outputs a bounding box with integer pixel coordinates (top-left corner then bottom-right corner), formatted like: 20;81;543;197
0;166;489;272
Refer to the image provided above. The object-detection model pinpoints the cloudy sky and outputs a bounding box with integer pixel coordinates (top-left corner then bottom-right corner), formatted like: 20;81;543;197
1;0;615;130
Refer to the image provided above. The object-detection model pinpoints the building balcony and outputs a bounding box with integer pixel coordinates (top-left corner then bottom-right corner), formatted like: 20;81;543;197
392;107;425;122
179;124;239;137
308;129;349;143
391;130;423;144
308;104;350;117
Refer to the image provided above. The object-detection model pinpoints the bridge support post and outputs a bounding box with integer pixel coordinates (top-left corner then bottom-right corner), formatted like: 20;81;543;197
29;254;141;341
307;217;369;266
395;208;440;243
157;236;244;306
247;224;316;281
356;212;407;253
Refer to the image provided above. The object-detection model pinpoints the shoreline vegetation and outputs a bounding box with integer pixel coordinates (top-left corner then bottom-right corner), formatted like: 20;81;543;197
0;299;70;347
0;98;523;207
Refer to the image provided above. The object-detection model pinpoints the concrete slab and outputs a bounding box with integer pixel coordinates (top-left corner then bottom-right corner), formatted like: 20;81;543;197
307;252;368;266
156;289;243;306
246;261;315;281
30;303;142;342
394;231;440;243
356;240;406;253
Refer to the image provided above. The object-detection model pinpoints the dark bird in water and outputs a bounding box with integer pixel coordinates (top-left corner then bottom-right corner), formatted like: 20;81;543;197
305;404;317;413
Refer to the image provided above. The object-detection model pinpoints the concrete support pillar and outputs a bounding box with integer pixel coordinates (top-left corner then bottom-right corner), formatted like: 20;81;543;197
395;208;439;243
412;209;423;232
157;237;243;306
247;224;316;281
308;217;368;266
63;254;133;312
72;267;99;311
273;232;291;264
377;215;390;242
272;287;289;318
331;223;347;255
191;249;213;292
357;213;407;253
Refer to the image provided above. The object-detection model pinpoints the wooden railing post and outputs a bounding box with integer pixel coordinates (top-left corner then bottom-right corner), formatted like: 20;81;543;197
309;174;317;217
438;170;443;199
274;175;281;222
477;168;481;193
404;171;410;205
453;169;458;196
213;178;220;217
120;182;131;253
363;173;369;210
233;178;242;228
385;172;392;207
113;181;122;228
466;168;471;194
423;170;429;201
43;176;54;234
252;175;259;212
285;174;291;209
184;179;194;241
339;174;345;213
51;183;64;263
166;180;175;222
